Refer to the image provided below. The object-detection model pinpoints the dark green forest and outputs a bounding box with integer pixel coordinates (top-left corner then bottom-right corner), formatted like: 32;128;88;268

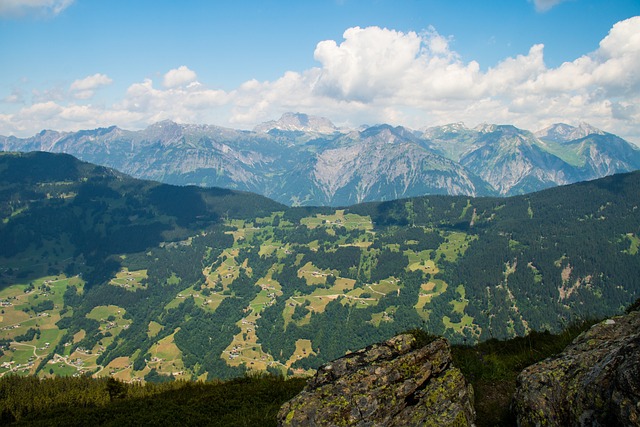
0;151;638;382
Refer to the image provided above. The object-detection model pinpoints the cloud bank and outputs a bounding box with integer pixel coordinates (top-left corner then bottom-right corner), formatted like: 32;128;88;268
2;17;640;143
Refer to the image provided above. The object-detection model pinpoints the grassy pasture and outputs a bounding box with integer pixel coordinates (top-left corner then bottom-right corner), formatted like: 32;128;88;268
44;361;77;377
109;268;148;291
290;276;358;317
623;233;640;255
210;248;241;289
369;309;395;327
223;312;275;372
297;261;330;286
147;321;163;338
164;286;228;313
148;330;187;378
285;339;315;369
405;250;439;275
301;210;373;231
443;314;475;333
101;356;135;381
415;279;449;319
86;305;124;322
72;330;85;344
451;284;469;314
258;237;291;257
249;289;276;313
0;275;83;376
436;231;476;262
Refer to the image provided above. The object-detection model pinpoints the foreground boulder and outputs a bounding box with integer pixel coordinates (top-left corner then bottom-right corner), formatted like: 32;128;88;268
513;310;640;426
277;334;475;426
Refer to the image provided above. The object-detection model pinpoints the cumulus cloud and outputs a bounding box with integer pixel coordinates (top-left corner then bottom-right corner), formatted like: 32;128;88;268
163;66;198;89
225;18;640;143
69;73;113;99
0;0;74;18
2;17;640;144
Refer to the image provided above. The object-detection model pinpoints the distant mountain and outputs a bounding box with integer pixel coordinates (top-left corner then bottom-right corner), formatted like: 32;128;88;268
423;122;640;195
535;122;605;143
253;112;338;134
2;115;639;205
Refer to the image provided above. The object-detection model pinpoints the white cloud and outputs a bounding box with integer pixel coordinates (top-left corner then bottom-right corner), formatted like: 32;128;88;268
530;16;640;98
69;73;113;99
0;0;74;18
162;66;198;89
530;0;570;12
70;73;113;92
2;18;640;144
230;18;640;142
313;26;424;101
2;88;24;104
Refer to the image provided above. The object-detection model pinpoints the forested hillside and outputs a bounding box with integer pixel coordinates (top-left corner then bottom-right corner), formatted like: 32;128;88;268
0;151;638;381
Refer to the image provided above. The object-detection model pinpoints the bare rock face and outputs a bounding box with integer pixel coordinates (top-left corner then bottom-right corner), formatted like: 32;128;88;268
277;334;475;427
513;310;640;426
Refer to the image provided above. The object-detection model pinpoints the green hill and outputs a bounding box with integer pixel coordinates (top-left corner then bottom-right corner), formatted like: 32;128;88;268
0;151;638;382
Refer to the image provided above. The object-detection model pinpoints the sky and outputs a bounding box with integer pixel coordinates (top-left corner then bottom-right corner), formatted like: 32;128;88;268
1;0;640;143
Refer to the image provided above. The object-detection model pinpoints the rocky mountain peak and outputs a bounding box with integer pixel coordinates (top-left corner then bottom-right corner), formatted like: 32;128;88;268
535;122;605;143
142;119;184;142
474;123;498;133
253;112;338;134
33;129;67;147
440;122;468;133
421;122;468;137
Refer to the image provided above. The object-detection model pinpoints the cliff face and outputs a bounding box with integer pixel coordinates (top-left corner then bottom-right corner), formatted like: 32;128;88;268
513;310;640;426
277;334;475;427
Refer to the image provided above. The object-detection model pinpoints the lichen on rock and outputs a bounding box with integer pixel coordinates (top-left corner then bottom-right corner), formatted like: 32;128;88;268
277;334;475;426
512;310;640;426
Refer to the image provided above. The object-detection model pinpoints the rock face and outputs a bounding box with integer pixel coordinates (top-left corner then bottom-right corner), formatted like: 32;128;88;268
277;334;475;427
3;118;640;206
513;310;640;426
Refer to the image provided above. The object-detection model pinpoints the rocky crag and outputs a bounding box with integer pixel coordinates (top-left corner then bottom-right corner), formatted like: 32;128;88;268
513;309;640;426
277;334;475;427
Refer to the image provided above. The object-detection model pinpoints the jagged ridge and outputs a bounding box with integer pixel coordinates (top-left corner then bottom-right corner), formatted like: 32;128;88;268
1;114;639;205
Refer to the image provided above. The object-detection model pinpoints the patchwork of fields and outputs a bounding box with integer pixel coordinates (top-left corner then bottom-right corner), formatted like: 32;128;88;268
0;209;480;381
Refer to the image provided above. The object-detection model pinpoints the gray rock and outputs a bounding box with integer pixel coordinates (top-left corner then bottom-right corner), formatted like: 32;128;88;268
277;334;475;426
513;310;640;426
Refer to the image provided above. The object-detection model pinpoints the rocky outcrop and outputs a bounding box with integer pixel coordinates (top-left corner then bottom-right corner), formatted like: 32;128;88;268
277;334;475;427
513;310;640;426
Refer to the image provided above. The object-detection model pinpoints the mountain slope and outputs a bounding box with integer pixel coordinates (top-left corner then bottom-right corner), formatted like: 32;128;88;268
280;125;492;205
535;123;640;174
457;125;577;195
0;151;283;287
0;152;638;381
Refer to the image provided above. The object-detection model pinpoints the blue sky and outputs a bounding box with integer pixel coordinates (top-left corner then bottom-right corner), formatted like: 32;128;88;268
1;0;639;142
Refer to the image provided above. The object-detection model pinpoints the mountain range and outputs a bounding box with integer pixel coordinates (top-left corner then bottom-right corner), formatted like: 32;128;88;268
2;113;639;206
